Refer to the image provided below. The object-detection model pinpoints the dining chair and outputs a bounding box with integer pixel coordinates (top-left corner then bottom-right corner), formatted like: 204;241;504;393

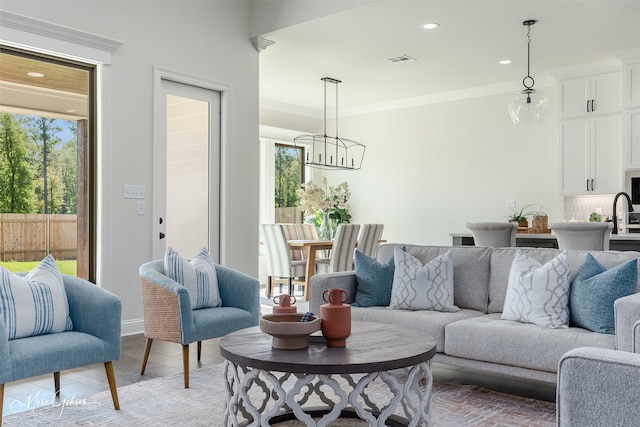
281;223;303;260
357;224;384;259
549;222;613;251
316;223;361;274
260;223;307;297
465;222;517;247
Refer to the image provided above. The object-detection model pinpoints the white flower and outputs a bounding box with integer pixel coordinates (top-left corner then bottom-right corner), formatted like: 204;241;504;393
297;177;350;214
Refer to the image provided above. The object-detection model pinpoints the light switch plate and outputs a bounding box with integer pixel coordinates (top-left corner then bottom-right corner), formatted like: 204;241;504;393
124;184;145;199
137;201;145;215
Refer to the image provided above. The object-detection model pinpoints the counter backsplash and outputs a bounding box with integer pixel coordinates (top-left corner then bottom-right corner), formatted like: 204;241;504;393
564;195;615;222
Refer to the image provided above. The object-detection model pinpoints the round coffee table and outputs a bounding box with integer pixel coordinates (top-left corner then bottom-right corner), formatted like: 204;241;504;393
219;321;436;426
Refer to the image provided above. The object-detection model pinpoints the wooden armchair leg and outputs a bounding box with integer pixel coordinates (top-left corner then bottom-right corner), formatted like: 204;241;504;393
54;371;60;397
104;362;120;410
1;383;4;426
182;344;190;388
197;341;202;361
140;338;153;375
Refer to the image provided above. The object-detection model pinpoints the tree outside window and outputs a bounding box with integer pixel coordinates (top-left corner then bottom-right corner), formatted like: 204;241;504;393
274;144;304;223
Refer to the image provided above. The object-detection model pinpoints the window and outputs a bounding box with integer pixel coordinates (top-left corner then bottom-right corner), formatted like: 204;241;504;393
0;47;95;279
274;143;304;223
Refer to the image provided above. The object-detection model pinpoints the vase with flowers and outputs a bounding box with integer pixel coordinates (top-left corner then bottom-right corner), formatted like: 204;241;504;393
297;177;351;240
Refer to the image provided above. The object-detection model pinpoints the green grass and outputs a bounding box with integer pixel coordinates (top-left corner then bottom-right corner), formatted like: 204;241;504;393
0;260;77;276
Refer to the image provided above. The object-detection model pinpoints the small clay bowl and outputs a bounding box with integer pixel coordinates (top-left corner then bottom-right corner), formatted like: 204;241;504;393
259;313;321;349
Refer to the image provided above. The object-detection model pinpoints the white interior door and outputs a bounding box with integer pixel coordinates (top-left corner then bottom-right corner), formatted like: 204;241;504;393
154;78;221;261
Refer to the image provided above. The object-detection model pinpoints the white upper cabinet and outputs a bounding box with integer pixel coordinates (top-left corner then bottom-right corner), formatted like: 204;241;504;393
559;72;622;119
624;61;640;169
559;114;622;195
626;63;640;108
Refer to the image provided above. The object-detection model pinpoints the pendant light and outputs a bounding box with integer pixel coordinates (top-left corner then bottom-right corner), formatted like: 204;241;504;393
508;20;549;125
294;77;366;170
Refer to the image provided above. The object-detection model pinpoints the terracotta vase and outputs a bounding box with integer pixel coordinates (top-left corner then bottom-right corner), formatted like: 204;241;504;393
272;294;297;315
320;288;351;347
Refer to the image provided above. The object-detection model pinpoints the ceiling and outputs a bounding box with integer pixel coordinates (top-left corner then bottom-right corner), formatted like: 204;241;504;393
0;51;89;120
258;1;640;116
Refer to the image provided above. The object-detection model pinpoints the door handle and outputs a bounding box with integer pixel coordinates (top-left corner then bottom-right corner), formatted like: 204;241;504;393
159;232;165;239
586;100;590;113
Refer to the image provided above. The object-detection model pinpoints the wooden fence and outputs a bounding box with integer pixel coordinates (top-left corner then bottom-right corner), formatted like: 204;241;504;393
0;214;77;261
275;207;303;224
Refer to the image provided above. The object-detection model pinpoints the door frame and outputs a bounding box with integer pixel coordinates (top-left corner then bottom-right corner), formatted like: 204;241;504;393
152;67;231;262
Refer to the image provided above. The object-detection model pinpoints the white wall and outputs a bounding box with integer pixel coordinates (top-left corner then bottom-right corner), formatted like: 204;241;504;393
2;0;259;333
261;87;564;246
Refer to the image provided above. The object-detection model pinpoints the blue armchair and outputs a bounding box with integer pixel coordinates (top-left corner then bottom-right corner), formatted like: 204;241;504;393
0;274;122;422
139;260;260;388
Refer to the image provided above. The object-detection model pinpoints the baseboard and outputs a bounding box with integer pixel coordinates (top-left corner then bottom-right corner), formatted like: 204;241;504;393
121;318;144;336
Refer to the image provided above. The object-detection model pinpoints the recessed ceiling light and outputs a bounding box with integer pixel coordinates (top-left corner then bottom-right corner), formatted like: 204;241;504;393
499;59;512;65
423;22;440;30
27;72;44;78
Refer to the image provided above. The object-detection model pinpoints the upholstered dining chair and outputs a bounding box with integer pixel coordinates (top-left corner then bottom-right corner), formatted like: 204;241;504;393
260;223;307;297
549;222;613;251
281;223;304;261
356;224;384;259
139;260;259;388
465;222;517;247
316;223;361;274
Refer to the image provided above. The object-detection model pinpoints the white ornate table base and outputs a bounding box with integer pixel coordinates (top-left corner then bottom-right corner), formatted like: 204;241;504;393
222;360;432;426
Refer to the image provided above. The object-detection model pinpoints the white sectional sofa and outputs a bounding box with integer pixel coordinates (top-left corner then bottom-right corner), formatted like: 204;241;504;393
309;244;640;384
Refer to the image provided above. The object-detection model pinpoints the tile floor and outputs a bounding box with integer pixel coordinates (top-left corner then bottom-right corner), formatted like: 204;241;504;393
2;288;557;418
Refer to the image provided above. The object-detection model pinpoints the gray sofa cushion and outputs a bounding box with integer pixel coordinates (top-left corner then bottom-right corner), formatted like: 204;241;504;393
351;306;484;352
445;314;616;372
488;247;640;313
378;244;491;312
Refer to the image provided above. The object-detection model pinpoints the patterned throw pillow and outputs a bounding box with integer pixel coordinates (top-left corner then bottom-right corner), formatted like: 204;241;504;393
570;253;637;334
0;255;73;340
164;247;222;310
502;250;570;329
389;248;459;312
352;249;395;307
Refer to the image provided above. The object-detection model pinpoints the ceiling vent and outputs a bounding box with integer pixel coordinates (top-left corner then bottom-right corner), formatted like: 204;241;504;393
386;55;416;64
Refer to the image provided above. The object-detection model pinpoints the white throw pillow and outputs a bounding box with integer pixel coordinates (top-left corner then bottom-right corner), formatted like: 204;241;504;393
501;250;570;329
0;255;73;340
388;248;459;312
164;247;222;310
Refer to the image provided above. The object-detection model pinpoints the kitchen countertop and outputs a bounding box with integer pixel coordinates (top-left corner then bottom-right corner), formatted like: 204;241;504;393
450;232;640;240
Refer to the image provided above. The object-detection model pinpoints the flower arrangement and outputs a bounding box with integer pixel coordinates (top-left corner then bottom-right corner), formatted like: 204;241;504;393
297;177;351;226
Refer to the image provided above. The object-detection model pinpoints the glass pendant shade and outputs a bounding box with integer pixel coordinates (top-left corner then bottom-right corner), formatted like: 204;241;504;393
508;88;549;125
509;19;548;126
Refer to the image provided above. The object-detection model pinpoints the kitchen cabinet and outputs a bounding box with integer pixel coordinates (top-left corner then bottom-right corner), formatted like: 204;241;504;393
626;62;640;108
559;114;622;195
624;62;640;169
625;110;640;169
559;72;622;119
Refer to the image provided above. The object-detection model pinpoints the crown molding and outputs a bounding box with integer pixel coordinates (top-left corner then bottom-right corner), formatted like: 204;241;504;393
259;98;320;119
260;76;555;118
0;10;123;56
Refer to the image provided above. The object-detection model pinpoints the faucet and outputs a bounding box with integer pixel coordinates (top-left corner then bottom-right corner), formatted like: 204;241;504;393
612;192;634;234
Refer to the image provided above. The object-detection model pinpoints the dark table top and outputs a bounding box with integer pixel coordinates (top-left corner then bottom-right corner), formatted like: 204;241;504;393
219;321;437;375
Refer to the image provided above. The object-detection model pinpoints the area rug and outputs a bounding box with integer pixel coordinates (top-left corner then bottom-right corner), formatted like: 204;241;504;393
3;364;555;426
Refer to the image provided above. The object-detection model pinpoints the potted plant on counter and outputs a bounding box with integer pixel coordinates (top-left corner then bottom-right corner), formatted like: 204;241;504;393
507;204;536;229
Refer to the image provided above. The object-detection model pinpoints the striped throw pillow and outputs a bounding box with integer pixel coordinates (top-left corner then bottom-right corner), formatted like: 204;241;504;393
0;255;73;340
164;247;222;309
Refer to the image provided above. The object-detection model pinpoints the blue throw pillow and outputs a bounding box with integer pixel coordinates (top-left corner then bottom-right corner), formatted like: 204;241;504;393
570;253;637;334
352;249;395;307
